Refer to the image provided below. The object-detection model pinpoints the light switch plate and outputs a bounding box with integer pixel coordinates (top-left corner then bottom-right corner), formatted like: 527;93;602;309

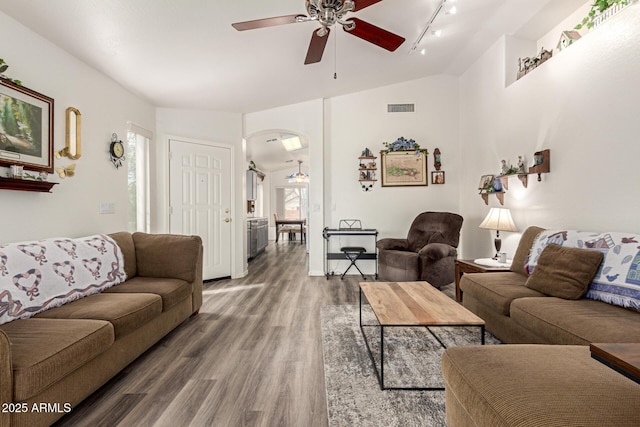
99;202;115;214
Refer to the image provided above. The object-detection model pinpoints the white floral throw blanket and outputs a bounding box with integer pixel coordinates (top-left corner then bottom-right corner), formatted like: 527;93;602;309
0;234;127;325
525;230;640;311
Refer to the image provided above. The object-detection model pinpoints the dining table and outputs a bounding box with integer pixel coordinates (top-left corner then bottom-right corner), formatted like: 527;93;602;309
275;219;306;244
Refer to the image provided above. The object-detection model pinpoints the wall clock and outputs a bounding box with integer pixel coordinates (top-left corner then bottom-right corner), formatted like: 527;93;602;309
109;133;125;169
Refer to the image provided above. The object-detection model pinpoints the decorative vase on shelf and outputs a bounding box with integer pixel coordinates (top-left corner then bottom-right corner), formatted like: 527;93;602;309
493;176;503;192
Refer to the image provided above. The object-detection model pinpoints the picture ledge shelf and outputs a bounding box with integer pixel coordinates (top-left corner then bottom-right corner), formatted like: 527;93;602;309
0;177;57;193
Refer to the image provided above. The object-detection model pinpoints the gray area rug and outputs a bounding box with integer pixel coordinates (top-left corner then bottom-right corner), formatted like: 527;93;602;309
321;305;499;427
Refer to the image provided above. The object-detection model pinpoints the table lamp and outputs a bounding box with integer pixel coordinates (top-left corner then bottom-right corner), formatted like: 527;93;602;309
479;208;518;259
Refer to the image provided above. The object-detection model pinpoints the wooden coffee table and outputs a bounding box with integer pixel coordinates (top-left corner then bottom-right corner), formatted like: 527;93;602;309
359;281;485;390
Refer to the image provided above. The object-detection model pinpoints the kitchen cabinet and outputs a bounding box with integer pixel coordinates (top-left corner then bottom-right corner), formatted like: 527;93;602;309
246;170;257;201
248;217;268;260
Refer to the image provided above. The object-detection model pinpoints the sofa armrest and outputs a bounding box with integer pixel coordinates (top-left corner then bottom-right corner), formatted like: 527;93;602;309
132;233;203;314
377;238;409;251
418;243;457;261
132;233;202;281
0;329;11;427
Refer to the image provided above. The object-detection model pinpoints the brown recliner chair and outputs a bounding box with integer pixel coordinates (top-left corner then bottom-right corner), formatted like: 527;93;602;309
376;212;463;288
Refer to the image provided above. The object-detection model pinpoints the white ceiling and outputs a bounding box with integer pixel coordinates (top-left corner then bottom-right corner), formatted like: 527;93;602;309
0;0;586;115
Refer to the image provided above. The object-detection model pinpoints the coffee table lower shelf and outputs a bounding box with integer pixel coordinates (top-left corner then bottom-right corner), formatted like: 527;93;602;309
359;287;485;391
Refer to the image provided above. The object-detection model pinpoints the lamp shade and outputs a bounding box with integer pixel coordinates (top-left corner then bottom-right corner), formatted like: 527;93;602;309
479;208;518;232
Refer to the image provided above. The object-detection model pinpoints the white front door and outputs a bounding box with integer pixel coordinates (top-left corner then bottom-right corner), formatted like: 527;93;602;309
169;139;232;280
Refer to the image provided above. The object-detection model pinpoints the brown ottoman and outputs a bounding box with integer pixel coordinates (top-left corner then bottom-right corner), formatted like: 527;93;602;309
442;345;640;426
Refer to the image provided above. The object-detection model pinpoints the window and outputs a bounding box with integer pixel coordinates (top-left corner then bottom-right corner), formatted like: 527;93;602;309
126;124;151;232
276;186;308;220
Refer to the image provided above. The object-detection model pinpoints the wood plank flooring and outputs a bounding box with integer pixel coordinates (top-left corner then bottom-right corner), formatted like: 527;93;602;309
54;242;455;427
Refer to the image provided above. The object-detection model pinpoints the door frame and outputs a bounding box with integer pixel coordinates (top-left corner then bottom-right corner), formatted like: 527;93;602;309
166;135;236;279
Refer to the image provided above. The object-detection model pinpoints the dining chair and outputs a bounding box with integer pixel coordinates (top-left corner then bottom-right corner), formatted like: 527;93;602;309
274;213;295;242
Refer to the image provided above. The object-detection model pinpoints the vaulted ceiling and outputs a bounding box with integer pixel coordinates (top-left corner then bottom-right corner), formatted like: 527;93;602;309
0;0;586;114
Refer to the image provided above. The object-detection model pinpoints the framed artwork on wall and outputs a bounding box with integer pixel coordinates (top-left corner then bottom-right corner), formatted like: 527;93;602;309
380;150;428;187
0;78;54;173
432;171;445;184
478;174;494;190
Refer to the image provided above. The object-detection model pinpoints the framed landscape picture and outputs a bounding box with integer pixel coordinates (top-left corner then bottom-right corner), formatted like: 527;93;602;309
0;78;54;173
380;150;428;187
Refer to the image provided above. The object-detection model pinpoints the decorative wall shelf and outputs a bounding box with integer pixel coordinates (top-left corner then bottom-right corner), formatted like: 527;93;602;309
481;192;505;206
0;177;57;193
510;2;634;86
359;148;377;192
498;174;529;190
479;149;550;205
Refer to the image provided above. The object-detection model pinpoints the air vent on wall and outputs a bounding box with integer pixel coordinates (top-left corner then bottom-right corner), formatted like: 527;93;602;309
387;103;415;113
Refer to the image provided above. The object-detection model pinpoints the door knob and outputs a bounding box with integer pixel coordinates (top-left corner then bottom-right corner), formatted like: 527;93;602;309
224;218;231;223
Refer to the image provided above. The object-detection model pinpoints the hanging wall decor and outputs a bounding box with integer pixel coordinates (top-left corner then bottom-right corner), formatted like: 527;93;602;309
432;171;445;184
358;147;377;191
0;78;54;173
109;133;125;169
380;137;428;187
432;147;445;184
433;148;442;171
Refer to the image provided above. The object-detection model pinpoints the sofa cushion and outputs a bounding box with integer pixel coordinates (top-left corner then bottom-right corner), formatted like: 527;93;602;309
104;277;191;311
510;297;640;345
35;293;161;339
525;244;603;299
460;272;543;316
133;233;201;282
442;345;640;427
510;226;545;276
0;318;114;401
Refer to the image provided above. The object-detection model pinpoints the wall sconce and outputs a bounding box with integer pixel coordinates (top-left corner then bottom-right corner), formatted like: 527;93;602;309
56;107;82;159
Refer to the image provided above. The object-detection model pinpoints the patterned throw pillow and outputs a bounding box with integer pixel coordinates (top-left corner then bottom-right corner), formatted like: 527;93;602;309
525;230;640;311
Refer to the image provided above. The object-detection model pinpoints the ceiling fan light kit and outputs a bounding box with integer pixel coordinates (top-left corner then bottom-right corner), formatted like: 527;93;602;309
232;0;405;65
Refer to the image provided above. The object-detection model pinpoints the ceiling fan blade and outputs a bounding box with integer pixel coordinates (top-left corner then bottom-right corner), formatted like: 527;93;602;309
353;0;384;12
232;14;305;31
304;27;331;65
343;18;405;52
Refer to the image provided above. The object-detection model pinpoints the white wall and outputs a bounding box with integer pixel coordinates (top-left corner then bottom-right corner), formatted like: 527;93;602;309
326;75;461;236
155;108;244;277
459;5;640;260
0;11;155;243
324;76;461;274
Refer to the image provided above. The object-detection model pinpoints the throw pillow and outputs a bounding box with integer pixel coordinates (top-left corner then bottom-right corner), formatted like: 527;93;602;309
525;244;603;300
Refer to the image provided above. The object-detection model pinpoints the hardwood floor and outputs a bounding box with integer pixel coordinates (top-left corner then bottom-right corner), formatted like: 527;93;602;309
55;242;359;427
55;242;455;426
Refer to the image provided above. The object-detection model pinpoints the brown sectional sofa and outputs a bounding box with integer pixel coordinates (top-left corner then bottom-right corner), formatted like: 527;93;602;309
442;226;640;426
0;232;203;427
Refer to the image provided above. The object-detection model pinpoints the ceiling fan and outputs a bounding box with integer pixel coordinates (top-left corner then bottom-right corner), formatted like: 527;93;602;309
232;0;405;65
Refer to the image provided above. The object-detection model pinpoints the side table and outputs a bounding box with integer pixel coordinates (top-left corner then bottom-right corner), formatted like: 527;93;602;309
455;259;511;302
590;343;640;385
